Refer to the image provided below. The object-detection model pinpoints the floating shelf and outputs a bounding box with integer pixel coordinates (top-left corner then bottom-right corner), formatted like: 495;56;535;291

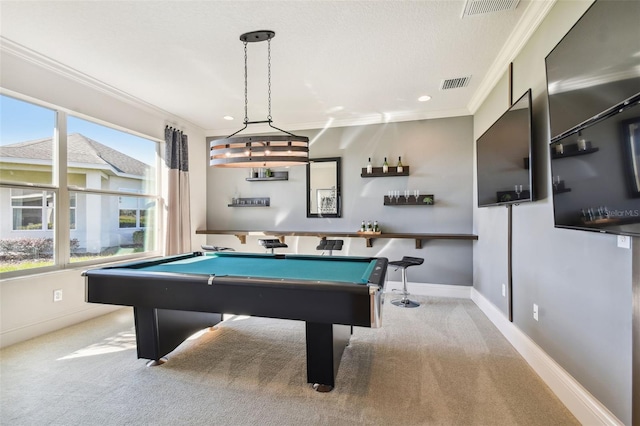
581;217;619;226
361;166;409;177
496;190;531;203
196;229;478;249
384;194;434;205
553;188;572;194
552;181;571;194
228;197;270;207
551;143;599;159
246;171;288;181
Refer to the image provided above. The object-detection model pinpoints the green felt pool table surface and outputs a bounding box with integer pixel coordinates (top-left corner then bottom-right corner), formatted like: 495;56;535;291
140;252;378;284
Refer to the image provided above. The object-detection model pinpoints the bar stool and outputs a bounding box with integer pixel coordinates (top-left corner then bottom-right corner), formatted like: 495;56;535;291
258;239;288;254
316;239;343;256
390;256;424;308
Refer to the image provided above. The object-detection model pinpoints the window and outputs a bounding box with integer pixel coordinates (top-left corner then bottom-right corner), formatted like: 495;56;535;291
118;191;148;229
0;96;55;186
11;189;54;230
70;192;157;262
0;94;161;275
67;117;159;264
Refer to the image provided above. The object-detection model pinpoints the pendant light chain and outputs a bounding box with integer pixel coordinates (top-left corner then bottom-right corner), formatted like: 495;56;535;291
210;30;308;168
243;41;249;124
267;38;272;122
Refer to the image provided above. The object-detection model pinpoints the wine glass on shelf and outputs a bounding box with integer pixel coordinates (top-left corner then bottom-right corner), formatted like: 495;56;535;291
394;190;400;204
514;184;522;199
414;189;420;202
387;190;393;204
404;190;410;203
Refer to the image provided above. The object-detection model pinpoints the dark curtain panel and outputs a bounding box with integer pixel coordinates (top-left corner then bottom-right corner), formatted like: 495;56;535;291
165;126;191;254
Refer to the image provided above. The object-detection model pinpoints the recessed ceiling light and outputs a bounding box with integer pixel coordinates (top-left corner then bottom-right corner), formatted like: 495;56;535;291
223;115;234;120
418;95;432;102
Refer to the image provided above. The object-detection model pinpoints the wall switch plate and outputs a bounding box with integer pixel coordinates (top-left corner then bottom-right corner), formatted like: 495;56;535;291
502;284;506;297
53;289;63;302
617;235;631;249
533;303;539;321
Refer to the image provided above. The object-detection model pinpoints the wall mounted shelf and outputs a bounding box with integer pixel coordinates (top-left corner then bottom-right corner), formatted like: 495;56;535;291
551;144;599;160
553;188;572;194
196;229;477;249
361;166;409;177
496;190;531;203
581;217;619;226
552;181;571;194
384;194;434;205
246;171;288;181
228;197;270;207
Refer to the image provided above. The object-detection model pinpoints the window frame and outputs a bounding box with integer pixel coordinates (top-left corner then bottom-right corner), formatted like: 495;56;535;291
10;188;51;231
117;188;148;229
0;93;164;279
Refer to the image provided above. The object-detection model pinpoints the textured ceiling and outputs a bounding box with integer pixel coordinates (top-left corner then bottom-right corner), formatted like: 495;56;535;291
0;1;552;134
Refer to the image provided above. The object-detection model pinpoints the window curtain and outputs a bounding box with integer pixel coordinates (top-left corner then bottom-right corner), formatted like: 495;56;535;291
164;126;191;255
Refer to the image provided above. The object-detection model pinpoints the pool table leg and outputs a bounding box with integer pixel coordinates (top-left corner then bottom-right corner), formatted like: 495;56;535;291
134;307;223;363
305;322;352;392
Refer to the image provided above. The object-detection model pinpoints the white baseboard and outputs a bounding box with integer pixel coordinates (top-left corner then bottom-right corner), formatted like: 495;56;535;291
0;304;121;349
470;288;623;426
385;280;472;299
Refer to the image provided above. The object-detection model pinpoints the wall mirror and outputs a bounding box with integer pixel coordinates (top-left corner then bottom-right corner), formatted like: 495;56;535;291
306;157;341;218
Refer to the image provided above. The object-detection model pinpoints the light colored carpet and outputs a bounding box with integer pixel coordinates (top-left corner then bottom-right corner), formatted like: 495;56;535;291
0;296;578;425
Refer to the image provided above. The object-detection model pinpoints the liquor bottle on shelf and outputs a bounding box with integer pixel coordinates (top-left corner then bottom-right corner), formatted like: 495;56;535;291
373;220;379;232
366;221;372;231
382;157;389;173
577;131;587;151
367;158;373;174
360;220;366;232
397;156;403;173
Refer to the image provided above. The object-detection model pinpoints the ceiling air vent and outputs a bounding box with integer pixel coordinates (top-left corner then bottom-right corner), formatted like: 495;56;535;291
441;76;472;90
462;0;520;17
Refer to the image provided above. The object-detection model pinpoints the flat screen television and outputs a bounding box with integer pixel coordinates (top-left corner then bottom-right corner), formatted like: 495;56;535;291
545;0;640;142
550;94;640;237
477;89;534;207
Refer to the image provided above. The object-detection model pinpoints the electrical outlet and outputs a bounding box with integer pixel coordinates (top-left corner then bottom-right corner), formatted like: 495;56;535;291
53;289;63;302
533;303;539;321
501;284;506;297
617;235;631;249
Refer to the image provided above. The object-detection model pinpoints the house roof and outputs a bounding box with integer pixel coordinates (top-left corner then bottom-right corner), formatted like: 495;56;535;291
0;133;150;176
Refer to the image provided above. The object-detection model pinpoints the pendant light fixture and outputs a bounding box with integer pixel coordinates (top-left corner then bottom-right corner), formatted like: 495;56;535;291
210;30;309;168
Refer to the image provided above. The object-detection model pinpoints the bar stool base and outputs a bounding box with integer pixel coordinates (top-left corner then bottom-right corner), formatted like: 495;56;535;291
391;298;420;308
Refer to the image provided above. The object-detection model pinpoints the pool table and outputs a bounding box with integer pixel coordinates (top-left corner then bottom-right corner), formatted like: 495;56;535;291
83;251;388;391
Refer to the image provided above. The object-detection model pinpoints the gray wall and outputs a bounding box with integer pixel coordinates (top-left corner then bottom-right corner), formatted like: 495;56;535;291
473;1;633;423
206;116;475;286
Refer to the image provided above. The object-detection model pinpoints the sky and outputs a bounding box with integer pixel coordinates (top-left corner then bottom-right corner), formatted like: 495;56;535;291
0;95;157;166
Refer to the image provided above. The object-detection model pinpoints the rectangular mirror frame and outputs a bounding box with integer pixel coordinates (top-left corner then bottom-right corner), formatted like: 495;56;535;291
306;157;341;218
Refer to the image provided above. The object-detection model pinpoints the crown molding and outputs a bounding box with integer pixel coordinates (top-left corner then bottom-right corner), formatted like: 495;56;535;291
207;107;472;136
467;0;557;113
0;36;203;132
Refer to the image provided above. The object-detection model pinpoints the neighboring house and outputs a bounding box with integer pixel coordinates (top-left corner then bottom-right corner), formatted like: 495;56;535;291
0;133;153;254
